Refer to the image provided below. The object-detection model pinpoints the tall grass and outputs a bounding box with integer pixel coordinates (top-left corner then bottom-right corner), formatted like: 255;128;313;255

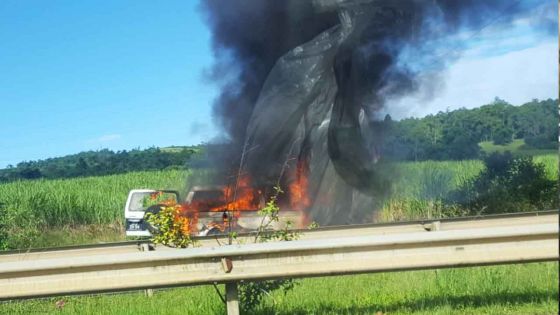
0;155;556;228
379;154;558;221
0;170;189;226
391;159;484;199
533;154;559;180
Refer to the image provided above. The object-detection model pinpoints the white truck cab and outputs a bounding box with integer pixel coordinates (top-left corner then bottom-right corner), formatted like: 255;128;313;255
124;189;179;237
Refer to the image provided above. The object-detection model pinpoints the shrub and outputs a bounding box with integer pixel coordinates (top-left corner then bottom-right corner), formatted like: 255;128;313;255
145;204;195;248
448;152;558;214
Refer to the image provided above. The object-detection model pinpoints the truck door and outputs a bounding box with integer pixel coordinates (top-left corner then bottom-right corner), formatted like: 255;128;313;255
124;189;179;237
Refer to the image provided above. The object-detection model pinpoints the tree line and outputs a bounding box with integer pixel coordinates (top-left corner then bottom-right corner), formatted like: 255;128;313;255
0;147;197;182
379;98;557;161
1;98;556;182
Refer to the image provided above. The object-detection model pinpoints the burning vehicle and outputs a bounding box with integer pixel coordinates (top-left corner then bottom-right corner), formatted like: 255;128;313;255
124;175;307;237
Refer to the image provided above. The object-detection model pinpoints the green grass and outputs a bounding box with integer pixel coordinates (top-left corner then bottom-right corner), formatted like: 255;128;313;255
391;159;484;200
479;139;557;156
160;146;191;153
534;154;559;180
480;139;526;153
2;262;557;314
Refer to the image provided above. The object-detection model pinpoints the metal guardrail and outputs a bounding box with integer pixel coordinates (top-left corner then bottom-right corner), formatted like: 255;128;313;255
0;211;558;315
1;210;556;262
1;210;556;255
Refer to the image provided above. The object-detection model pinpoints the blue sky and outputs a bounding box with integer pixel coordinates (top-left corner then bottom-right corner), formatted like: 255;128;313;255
0;1;218;167
0;1;557;168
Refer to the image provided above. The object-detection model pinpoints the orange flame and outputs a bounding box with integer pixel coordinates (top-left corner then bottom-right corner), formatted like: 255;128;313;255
176;159;313;234
289;159;311;211
222;175;261;212
177;203;198;234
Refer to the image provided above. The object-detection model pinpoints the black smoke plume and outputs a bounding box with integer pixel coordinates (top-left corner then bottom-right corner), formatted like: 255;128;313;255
202;1;337;150
201;0;554;224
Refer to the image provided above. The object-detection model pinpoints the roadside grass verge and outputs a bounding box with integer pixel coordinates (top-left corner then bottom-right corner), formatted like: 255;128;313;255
32;224;126;248
2;262;557;314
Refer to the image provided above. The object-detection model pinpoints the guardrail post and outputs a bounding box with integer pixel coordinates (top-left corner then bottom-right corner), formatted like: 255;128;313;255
225;282;239;315
140;243;154;297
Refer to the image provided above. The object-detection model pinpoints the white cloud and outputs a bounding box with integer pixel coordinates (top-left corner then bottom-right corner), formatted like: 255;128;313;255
385;41;557;119
91;134;122;143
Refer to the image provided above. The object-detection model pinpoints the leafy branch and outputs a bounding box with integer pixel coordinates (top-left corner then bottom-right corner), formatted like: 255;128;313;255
145;205;196;248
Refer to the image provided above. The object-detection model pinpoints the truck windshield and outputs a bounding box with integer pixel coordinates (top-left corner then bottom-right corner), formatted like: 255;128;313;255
129;193;151;211
129;192;177;211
